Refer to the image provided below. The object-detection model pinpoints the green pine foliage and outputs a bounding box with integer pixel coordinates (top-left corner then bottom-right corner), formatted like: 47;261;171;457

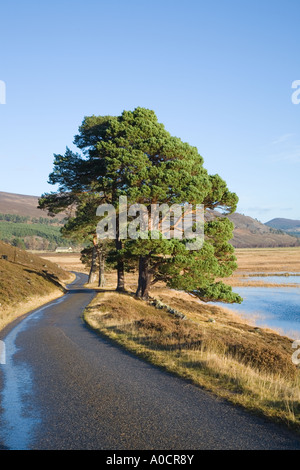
39;107;242;303
0;213;71;250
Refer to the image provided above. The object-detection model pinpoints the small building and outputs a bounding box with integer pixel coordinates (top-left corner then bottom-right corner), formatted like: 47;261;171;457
55;246;73;253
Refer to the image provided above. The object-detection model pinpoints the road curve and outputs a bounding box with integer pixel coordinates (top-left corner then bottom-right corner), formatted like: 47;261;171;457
1;272;300;450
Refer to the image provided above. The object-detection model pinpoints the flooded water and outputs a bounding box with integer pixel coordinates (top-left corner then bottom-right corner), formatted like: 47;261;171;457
220;277;300;339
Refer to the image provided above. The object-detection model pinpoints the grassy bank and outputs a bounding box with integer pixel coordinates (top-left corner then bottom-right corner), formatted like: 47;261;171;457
83;286;300;432
0;241;73;330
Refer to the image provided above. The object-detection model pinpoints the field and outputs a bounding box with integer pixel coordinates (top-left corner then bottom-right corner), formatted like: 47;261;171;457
222;247;300;287
232;247;300;274
39;246;300;289
37;252;90;274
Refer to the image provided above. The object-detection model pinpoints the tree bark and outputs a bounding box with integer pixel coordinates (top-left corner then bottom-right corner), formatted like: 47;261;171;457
98;249;106;288
136;256;152;299
88;244;98;284
115;238;125;291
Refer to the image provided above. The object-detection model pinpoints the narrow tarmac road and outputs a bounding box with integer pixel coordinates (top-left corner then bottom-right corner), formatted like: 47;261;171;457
1;272;300;450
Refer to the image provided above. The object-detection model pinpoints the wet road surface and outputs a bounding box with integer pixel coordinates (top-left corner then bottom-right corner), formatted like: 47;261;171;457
1;272;300;450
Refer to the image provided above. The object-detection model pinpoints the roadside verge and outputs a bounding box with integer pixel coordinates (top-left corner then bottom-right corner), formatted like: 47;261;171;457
83;288;300;434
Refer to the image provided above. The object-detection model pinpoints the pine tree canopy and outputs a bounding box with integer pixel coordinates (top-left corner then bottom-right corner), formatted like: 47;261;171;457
39;107;242;303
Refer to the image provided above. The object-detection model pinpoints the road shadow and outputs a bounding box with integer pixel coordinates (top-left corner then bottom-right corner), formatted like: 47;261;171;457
66;288;98;294
24;268;66;292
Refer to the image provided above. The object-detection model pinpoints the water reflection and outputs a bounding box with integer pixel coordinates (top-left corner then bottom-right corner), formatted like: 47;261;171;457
218;280;300;339
0;296;66;449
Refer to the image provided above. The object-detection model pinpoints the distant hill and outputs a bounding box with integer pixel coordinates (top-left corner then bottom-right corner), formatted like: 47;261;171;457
225;213;299;248
265;218;300;238
0;191;44;218
0;191;299;249
0;191;64;219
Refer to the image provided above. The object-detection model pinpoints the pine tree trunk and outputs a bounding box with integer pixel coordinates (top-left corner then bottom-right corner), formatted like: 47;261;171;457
98;250;106;288
88;244;98;284
116;261;125;291
136;256;152;299
115;238;125;291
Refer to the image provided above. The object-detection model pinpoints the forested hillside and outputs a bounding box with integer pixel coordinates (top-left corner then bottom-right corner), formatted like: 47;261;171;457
0;213;76;251
1;191;299;250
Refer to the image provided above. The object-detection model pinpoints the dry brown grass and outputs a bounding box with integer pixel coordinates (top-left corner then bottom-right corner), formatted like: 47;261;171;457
37;252;89;274
3;246;299;428
0;290;69;332
0;242;74;331
233;247;300;274
40;247;300;289
219;247;300;287
84;287;300;431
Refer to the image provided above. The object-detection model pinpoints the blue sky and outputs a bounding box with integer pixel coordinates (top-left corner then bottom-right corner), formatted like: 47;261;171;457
0;0;300;222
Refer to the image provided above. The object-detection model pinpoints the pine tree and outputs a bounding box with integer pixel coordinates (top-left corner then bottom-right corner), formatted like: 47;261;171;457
39;107;241;303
